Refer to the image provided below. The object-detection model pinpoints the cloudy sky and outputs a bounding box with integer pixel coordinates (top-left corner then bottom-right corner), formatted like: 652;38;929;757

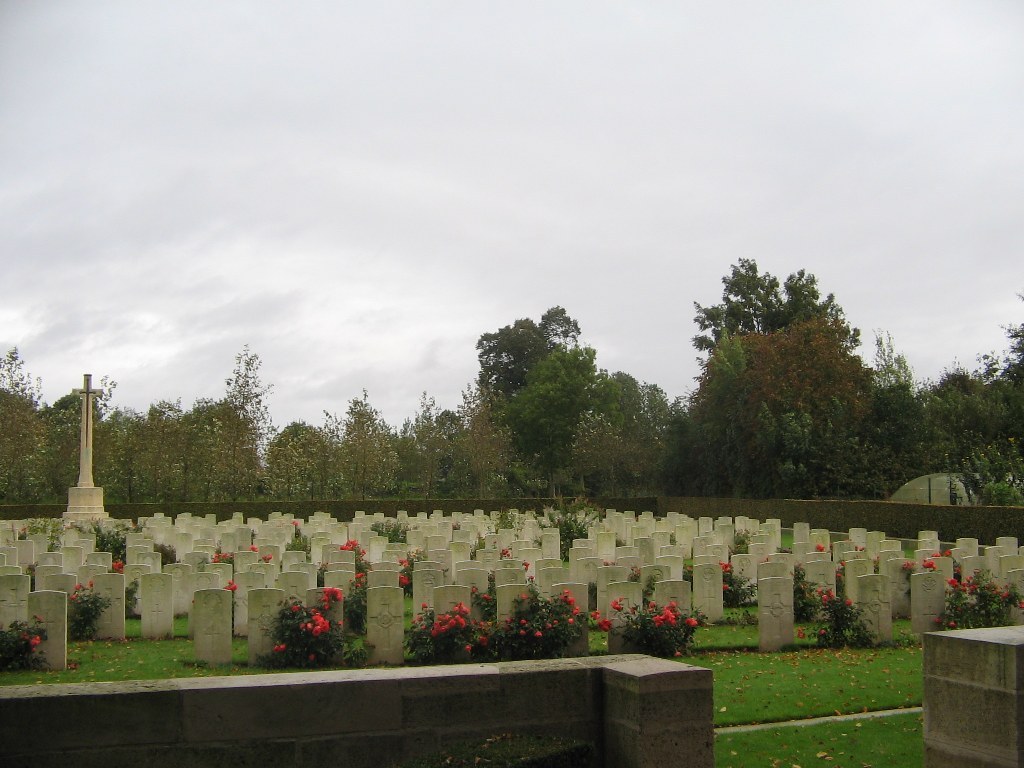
2;2;1022;429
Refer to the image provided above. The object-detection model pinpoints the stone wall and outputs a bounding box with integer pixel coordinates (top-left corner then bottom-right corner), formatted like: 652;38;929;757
0;654;713;768
924;627;1024;767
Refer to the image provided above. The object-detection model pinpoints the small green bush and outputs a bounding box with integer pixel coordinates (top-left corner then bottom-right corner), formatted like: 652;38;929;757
68;581;112;641
0;619;47;670
490;586;584;661
941;570;1024;630
814;589;873;648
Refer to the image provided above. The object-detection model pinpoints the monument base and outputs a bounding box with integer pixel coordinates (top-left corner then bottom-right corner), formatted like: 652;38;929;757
65;486;108;522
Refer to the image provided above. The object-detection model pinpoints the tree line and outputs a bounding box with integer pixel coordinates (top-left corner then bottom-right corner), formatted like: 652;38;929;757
1;261;1022;505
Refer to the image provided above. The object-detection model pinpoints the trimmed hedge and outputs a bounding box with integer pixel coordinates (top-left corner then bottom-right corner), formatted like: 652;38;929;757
395;733;594;768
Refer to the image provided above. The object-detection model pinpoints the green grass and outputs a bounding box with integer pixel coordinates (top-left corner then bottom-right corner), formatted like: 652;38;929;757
694;644;922;727
715;712;923;768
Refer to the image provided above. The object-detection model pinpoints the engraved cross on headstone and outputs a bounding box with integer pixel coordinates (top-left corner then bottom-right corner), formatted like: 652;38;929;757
73;374;104;488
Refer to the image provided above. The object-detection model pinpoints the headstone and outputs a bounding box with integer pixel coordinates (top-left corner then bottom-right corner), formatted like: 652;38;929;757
911;570;946;634
606;580;643;654
193;588;233;665
803;560;837;595
692;562;724;623
93;572;125;640
844;558;873;603
857;574;892;644
141;572;174;639
28;590;67;669
232;571;264;637
247;588;285;666
276;570;312;600
433;584;472;615
758;576;794;651
366;586;405;665
653;579;691;611
0;573;30;627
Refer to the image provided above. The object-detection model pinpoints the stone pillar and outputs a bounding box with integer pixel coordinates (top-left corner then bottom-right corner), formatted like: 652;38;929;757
924;627;1024;767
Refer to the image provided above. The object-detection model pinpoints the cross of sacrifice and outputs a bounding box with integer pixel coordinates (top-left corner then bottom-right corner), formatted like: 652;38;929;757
73;374;104;488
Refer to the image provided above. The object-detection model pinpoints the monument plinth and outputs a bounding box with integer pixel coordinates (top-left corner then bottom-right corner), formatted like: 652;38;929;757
65;373;108;522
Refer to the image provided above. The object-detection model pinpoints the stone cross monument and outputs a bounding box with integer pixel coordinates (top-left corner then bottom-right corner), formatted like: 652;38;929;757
65;373;108;521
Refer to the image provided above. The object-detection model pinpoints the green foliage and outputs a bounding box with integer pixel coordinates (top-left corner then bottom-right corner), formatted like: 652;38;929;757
396;733;595;768
814;589;873;648
489;587;584;660
338;391;399;500
345;572;368;635
406;601;489;664
0;619;47;671
471;573;497;622
792;564;820;622
20;518;64;551
80;520;134;563
541;505;598;560
68;582;112;641
260;589;363;668
613;598;705;657
371;518;409;543
941;571;1023;630
398;550;423;596
692;258;859;355
721;561;756;609
505;347;619;491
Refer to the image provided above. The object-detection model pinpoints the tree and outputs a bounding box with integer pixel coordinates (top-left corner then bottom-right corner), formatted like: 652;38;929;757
505;346;619;493
266;421;334;500
476;306;581;399
693;259;859;354
684;318;873;498
0;349;43;502
95;407;145;502
455;385;510;497
571;373;671;496
338;391;398;499
860;333;934;496
1003;293;1024;384
398;393;461;498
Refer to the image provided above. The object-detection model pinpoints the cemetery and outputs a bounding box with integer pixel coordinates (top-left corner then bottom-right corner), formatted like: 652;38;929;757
2;504;1024;767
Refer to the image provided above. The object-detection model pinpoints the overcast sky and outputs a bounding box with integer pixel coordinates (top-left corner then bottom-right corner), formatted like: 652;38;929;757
2;2;1022;429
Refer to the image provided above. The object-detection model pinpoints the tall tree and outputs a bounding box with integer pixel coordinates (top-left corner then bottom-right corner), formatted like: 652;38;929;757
0;349;42;502
693;259;859;354
685;318;873;498
338;391;398;500
476;306;581;399
455;385;510;497
505;346;618;493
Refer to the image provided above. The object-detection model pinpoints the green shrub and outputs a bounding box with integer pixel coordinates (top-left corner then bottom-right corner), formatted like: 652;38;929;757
68;581;112;641
395;733;594;768
814;589;873;648
613;598;704;657
941;570;1024;629
260;588;365;668
490;586;584;660
372;519;409;543
721;561;756;608
792;564;820;622
406;601;489;664
0;619;47;671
